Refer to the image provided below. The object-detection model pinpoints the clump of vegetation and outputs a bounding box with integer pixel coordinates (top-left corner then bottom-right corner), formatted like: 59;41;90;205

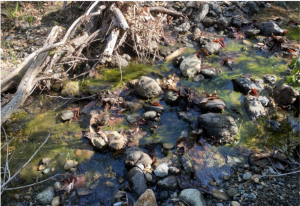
286;58;300;90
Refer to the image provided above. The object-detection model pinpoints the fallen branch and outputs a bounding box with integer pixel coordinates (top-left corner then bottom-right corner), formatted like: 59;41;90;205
1;134;51;189
111;3;129;31
1;4;105;92
46;94;96;100
3;173;64;191
148;6;187;18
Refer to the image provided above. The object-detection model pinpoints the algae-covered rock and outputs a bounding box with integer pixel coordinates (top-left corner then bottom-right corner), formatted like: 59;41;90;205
61;81;79;96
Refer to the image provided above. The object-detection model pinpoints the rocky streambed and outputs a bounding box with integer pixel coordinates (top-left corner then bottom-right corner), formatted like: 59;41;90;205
1;1;300;206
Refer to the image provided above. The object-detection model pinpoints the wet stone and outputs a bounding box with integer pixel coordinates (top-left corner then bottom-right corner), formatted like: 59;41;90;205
64;160;78;170
134;189;157;206
200;68;215;78
179;188;207;206
263;74;277;84
51;196;60;206
135;76;162;99
227;187;239;197
231;201;241;206
181;154;193;174
180;54;201;78
162;143;175;150
154;163;169;177
127;167;147;196
36;186;55;205
244;96;266;121
77;188;92;197
61;110;74;121
243;172;252;180
259;22;283;36
192;74;205;83
157;175;178;191
165;90;178;104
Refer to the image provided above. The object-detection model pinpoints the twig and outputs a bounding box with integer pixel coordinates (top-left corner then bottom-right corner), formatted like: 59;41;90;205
1;134;51;189
116;52;122;82
46;94;96;100
267;156;280;174
3;173;64;191
53;100;70;111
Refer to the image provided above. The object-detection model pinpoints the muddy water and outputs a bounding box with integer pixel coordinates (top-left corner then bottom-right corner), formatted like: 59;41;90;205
1;33;300;206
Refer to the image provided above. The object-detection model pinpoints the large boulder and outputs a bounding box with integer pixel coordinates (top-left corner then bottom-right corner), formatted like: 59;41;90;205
198;113;238;143
127;167;147;197
180;54;201;78
135;76;162;98
270;85;299;108
179;189;207;206
124;147;152;168
244;96;266;121
259;22;283;36
232;78;264;94
134;189;157;206
194;4;210;23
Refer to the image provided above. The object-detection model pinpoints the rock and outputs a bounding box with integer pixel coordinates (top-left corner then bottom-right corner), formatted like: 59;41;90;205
232;78;264;94
245;1;259;14
61;81;80;96
258;96;270;107
232;18;242;27
105;131;126;150
199;36;212;46
178;35;188;44
186;1;197;8
145;173;153;182
194;4;210;23
245;29;260;38
75;144;95;159
51;196;60;206
154;163;169;177
253;177;260;183
135;76;162;98
227;187;239;197
214;6;222;14
179;189;207;206
91;137;107;150
180;54;201;78
231;201;241;206
38;165;46;171
61;110;74;121
126;114;140;124
169;166;180;174
270;85;299;107
159;46;172;57
204;42;221;55
263;74;277;84
124;147;152;168
149;105;164;113
212;190;229;201
192;74;205;83
198;113;238;143
36;186;55;205
165;90;178;104
243;172;253;180
265;120;282;131
244;96;266;121
64;160;78;170
259;22;283;36
216;17;231;30
181;154;193;174
43;168;51;174
143;111;158;121
174;22;190;33
124;101;143;112
200;68;215;78
202;17;214;28
54;182;62;190
77;187;93;196
110;56;128;67
276;1;288;10
193;28;202;41
242;40;251;45
127;167;147;196
42;158;51;165
163;143;175;150
200;98;226;113
157;175;178;191
20;21;30;30
134;189;157;206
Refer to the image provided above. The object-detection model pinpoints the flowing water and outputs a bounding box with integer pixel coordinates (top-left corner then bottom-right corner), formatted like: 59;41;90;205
1;24;300;206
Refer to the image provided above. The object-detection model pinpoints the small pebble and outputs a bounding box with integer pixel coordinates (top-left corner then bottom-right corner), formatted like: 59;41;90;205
253;177;259;183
